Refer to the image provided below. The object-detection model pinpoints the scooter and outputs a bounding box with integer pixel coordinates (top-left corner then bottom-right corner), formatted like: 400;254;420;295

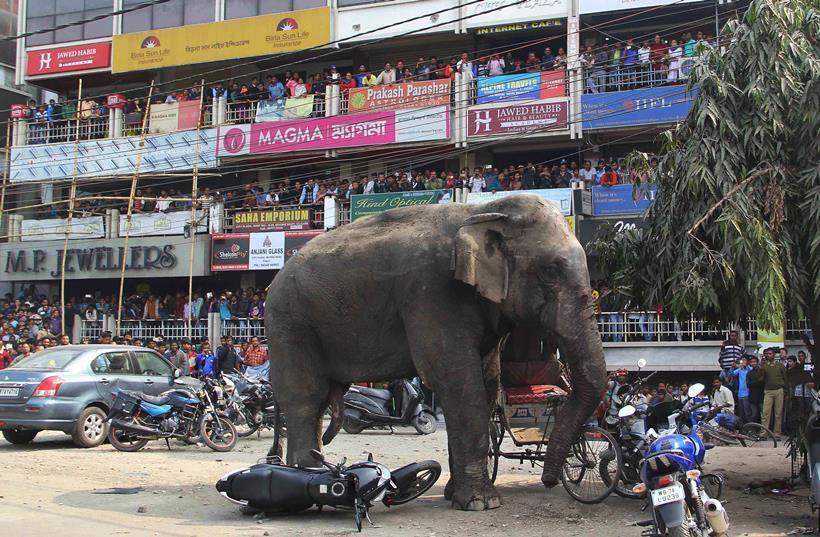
216;450;441;532
342;378;437;435
623;383;729;537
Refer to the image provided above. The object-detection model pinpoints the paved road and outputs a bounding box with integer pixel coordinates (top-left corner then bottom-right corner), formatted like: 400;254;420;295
0;426;809;536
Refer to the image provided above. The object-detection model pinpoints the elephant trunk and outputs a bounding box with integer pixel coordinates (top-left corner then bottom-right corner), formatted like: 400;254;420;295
540;304;607;487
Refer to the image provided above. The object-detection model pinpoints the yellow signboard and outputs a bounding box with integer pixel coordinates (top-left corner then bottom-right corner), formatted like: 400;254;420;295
565;215;576;234
112;7;330;73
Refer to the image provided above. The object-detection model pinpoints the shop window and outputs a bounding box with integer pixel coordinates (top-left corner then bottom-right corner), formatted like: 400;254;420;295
122;0;214;33
226;0;326;19
26;0;114;46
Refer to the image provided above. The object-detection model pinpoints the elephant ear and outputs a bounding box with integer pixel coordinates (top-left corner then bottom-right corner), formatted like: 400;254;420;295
452;213;509;303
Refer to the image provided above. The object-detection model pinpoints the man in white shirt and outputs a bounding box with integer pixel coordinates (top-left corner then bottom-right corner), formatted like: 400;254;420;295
456;52;475;81
363;175;375;194
638;41;651;85
579;160;597;187
710;377;735;414
468;168;485;193
375;62;396;85
156;190;172;212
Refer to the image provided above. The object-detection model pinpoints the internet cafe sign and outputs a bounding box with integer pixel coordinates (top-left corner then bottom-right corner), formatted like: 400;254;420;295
350;190;453;221
233;208;313;232
0;236;210;281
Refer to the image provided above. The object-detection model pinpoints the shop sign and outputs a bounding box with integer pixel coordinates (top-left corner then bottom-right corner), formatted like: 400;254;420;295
0;235;210;281
26;42;111;77
233;208;312;232
347;80;451;112
591;184;657;216
465;0;568;29
581;86;697;130
467;100;568;137
211;231;322;271
476;71;565;104
148;101;201;133
350;190;453;221
217;106;449;156
475;18;562;34
577;216;648;249
9;128;218;183
10;104;28;119
21;216;104;242
256;96;315;122
112;7;330;73
119;210;207;237
465;188;572;216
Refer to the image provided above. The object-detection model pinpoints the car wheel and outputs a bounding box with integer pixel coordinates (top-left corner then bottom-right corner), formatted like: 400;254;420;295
72;407;108;448
2;428;39;444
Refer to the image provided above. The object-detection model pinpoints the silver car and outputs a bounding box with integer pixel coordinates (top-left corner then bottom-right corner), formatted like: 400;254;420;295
0;345;178;447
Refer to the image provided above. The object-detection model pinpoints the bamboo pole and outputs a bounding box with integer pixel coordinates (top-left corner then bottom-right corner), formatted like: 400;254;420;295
187;80;206;341
0;122;11;226
116;82;155;336
60;79;84;337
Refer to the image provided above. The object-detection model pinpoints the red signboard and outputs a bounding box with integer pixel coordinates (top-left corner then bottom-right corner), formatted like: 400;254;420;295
10;104;28;119
540;70;567;99
26;42;111;77
467;100;568;137
107;94;127;109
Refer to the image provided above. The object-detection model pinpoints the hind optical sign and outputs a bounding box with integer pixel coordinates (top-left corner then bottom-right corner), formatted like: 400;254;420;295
112;7;330;73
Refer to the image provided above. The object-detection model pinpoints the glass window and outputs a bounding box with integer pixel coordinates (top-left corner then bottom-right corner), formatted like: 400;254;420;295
8;349;84;370
91;352;134;374
123;0;213;32
26;0;113;46
259;0;292;14
122;0;151;32
184;0;214;25
151;0;183;29
293;0;325;9
133;351;173;376
226;0;322;19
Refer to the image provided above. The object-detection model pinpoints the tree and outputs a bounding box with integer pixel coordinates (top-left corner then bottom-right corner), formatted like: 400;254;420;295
595;0;819;359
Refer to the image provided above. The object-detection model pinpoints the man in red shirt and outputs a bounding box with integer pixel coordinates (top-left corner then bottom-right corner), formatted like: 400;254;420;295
244;336;268;368
649;34;667;83
599;166;619;186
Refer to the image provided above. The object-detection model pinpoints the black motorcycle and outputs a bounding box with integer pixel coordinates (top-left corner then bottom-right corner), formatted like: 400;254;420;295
107;375;237;452
216;450;441;532
342;378;436;435
222;371;282;438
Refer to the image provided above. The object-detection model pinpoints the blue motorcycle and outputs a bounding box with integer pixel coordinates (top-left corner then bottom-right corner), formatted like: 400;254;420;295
621;383;730;537
107;375;237;452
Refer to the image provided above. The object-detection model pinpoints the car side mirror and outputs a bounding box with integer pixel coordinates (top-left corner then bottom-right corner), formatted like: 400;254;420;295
688;383;705;398
637;359;647;369
618;405;636;418
173;368;182;379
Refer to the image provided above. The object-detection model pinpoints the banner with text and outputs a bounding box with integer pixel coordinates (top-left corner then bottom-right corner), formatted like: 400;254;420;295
577;216;649;250
255;96;315;122
468;100;568;138
119;210;207;237
347;80;451;112
10;128;218;183
211;231;322;271
217;106;450;156
21;216;105;242
112;7;330;73
581;86;697;129
465;188;573;216
350;189;453;221
591;184;658;216
148;101;201;133
26;42;111;77
476;71;565;104
233;208;313;232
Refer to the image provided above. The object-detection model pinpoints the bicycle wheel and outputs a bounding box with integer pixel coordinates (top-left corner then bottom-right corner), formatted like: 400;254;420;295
738;423;777;448
699;423;739;446
487;410;503;483
600;448;644;499
560;426;621;504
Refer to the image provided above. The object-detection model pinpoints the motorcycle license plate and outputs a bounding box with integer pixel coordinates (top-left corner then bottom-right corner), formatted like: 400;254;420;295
650;483;685;506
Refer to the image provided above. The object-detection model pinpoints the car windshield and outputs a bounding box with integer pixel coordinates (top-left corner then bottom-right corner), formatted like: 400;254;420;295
8;349;84;370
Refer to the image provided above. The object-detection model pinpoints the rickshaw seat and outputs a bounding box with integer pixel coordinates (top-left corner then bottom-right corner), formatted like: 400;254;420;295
506;385;568;405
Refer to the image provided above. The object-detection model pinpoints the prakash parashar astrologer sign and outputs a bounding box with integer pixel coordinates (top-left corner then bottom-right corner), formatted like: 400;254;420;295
350;190;453;221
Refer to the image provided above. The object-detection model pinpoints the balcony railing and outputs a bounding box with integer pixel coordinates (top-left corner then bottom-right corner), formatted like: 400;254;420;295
24;117;109;145
582;57;696;94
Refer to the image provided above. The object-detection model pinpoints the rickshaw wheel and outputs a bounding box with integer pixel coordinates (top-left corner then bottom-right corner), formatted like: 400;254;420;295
488;408;503;483
559;425;621;504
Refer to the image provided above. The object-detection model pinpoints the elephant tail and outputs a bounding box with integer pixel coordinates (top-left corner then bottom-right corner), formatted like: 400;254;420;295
321;382;349;446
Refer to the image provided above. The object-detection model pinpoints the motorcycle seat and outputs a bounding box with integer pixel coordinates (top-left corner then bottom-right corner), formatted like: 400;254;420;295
506;385;568;405
119;390;173;406
350;386;393;401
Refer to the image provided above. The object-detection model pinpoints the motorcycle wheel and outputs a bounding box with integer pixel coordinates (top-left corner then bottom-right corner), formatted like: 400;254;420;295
413;411;437;435
342;417;365;435
234;408;261;438
385;460;442;505
600;453;644;499
108;422;149;452
200;414;238;452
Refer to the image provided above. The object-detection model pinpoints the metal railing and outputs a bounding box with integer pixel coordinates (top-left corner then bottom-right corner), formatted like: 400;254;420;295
25;118;109;145
220;318;265;341
582;57;696;93
79;319;104;342
80;318;208;342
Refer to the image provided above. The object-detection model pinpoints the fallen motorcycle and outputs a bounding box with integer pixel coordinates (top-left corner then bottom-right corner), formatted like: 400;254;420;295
216;450;441;531
107;375;237;452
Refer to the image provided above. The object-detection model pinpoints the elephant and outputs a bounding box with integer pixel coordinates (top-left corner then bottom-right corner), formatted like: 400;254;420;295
264;193;607;511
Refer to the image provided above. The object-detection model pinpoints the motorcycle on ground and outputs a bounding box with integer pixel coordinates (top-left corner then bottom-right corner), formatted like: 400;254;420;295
625;383;729;537
342;378;437;435
216;450;441;532
107;375;237;452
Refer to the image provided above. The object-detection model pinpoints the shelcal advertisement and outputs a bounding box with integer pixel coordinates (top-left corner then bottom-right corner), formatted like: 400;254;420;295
211;231;322;271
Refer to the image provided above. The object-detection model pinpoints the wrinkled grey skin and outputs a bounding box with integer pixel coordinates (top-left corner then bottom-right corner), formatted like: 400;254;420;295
265;194;606;510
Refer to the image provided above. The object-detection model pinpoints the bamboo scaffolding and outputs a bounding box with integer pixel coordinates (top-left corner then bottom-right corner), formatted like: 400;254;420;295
60;79;83;337
116;82;155;336
187;81;206;341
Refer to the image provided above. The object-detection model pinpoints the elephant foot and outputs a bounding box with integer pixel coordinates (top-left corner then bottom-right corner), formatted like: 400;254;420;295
450;480;502;511
444;477;455;501
541;463;560;489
